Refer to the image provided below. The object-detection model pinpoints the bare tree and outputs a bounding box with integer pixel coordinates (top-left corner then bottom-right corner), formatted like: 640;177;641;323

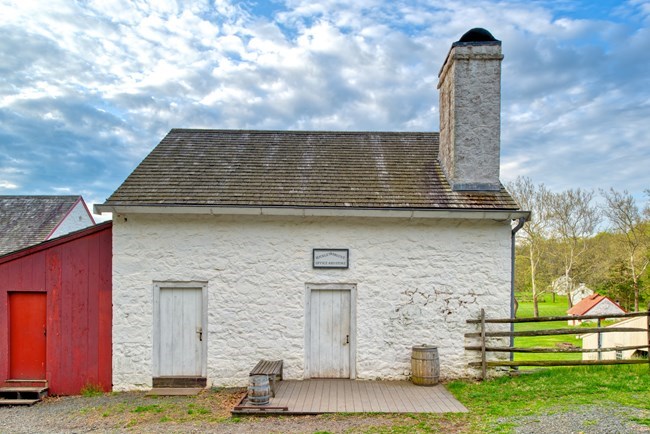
547;188;600;308
600;188;650;311
507;176;552;317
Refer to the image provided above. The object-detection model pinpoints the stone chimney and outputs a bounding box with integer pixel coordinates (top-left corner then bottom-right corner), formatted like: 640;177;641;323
437;28;503;191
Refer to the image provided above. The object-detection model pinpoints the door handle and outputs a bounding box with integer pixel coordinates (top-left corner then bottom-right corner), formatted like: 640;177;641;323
345;335;349;345
196;327;203;341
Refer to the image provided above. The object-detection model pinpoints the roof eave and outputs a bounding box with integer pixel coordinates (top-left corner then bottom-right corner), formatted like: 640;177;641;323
0;221;112;265
95;203;529;221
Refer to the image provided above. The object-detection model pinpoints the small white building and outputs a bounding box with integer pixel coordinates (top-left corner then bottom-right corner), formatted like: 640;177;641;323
567;294;626;326
581;316;648;361
571;283;594;306
97;28;528;390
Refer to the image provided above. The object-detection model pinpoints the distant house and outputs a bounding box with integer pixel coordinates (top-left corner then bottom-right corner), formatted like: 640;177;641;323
0;195;95;256
0;222;112;395
567;294;625;326
570;283;594;306
551;275;575;298
581;316;648;361
97;28;529;390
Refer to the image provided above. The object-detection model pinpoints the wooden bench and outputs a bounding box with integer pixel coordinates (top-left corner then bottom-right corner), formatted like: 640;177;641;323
250;360;283;397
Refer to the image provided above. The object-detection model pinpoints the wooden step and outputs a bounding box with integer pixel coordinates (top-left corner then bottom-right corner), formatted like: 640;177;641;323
0;397;41;406
4;379;48;388
0;386;48;403
152;376;207;388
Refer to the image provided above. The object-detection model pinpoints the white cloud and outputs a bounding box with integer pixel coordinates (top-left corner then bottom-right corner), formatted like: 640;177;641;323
0;0;648;204
0;181;18;190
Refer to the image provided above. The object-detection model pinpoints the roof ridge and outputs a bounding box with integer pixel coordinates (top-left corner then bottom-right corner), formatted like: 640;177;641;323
169;128;439;135
0;195;81;199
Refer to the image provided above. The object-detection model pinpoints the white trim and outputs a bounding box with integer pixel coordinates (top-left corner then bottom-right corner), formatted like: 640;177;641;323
95;204;529;221
152;281;208;377
304;283;357;380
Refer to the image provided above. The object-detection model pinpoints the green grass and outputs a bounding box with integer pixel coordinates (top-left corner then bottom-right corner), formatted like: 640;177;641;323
187;403;211;415
132;404;164;413
80;383;105;397
632;417;650;427
517;296;571;317
447;364;650;432
514;296;582;363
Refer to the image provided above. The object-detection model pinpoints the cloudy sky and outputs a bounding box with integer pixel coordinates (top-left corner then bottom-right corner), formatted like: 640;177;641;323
1;0;649;219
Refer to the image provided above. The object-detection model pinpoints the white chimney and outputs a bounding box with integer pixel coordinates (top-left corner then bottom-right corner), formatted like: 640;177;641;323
437;28;503;191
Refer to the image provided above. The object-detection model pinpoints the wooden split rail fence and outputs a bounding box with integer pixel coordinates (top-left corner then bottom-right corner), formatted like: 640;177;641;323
465;308;650;380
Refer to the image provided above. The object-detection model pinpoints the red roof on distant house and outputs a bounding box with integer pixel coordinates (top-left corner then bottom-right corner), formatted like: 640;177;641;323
567;294;625;316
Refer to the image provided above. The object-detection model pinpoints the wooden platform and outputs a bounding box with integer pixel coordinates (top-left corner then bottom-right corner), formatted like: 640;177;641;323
233;380;467;414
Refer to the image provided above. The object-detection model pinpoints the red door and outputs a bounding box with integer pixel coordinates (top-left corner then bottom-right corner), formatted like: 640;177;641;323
9;292;47;379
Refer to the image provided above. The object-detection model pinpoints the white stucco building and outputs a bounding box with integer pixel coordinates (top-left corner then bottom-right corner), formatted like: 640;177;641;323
97;28;528;390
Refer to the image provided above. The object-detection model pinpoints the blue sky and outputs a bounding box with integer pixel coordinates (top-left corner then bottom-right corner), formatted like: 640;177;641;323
1;0;648;219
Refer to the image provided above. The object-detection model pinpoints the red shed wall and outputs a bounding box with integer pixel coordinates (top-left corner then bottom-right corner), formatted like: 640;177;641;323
0;222;112;395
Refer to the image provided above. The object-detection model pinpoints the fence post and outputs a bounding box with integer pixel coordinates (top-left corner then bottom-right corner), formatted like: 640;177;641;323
597;317;602;361
480;308;487;381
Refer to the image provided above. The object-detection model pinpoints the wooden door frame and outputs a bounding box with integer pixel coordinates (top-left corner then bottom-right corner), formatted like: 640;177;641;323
304;283;357;379
152;281;208;378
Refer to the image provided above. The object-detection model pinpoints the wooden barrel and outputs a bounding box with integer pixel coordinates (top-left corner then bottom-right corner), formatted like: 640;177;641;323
411;345;440;386
248;375;271;405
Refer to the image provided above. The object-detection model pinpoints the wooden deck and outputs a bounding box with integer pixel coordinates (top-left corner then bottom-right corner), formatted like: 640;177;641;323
234;380;468;414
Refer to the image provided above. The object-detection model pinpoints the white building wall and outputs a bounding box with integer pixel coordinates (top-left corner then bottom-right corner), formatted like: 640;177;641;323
112;213;512;390
582;316;648;361
588;299;626;317
49;200;94;239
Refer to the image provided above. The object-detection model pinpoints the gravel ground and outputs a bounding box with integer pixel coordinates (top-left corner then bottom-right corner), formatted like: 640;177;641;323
1;391;649;433
0;391;406;434
502;404;650;434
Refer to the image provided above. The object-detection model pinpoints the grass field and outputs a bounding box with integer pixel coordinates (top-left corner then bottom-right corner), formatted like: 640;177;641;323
514;296;582;362
448;364;650;432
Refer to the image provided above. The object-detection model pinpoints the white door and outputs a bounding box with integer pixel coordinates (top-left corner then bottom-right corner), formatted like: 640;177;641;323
310;289;351;378
155;286;205;377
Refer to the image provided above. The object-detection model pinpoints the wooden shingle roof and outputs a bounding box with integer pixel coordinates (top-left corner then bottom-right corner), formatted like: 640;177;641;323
0;195;81;255
103;129;519;211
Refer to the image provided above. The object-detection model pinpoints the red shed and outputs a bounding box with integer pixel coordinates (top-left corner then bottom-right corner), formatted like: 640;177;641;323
0;221;112;396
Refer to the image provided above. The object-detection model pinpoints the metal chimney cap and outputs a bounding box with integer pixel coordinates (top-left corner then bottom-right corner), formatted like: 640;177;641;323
458;28;498;43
